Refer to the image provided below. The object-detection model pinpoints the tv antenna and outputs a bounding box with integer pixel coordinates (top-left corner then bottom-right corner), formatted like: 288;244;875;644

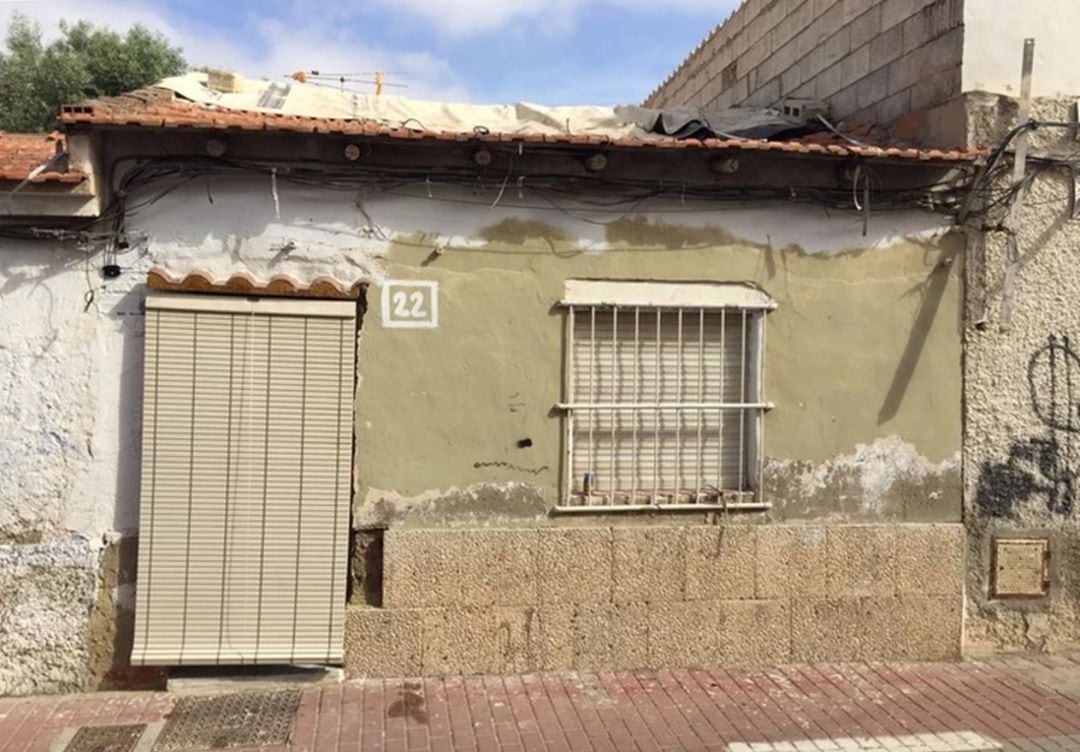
289;70;407;95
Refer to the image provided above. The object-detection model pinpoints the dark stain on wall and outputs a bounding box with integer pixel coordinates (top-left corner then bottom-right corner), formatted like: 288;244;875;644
977;334;1080;519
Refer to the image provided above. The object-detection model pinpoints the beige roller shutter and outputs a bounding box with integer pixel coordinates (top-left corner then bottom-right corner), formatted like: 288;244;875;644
132;292;356;666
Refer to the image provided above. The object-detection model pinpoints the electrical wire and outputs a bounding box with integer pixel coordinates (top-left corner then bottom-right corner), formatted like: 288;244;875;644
0;150;976;247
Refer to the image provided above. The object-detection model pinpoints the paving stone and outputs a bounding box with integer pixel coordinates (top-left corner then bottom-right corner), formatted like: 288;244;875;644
4;652;1080;752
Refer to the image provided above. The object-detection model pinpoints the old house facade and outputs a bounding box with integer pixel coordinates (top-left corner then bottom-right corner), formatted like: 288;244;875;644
0;75;977;694
649;0;1080;654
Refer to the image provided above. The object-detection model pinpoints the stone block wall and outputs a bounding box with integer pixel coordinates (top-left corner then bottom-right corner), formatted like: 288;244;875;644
644;0;964;127
344;523;963;677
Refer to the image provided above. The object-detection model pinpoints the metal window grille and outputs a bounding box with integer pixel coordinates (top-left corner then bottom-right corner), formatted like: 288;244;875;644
559;304;767;511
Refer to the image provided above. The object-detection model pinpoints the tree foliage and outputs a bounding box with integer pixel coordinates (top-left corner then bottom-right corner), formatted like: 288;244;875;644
0;13;186;132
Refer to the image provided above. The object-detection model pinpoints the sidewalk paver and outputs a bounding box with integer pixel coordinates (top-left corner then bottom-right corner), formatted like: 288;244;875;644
1;656;1080;752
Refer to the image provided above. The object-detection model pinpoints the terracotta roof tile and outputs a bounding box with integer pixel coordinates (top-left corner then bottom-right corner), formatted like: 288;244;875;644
0;132;85;183
147;268;365;299
58;88;987;163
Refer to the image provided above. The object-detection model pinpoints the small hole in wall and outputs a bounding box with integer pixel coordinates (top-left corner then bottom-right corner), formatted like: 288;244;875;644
517;438;533;448
349;528;384;607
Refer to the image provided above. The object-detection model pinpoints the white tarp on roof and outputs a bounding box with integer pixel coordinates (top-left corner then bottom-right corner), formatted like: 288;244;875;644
157;72;808;141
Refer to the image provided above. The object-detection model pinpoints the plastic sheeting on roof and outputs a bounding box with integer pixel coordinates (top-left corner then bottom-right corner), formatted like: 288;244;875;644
156;72;823;143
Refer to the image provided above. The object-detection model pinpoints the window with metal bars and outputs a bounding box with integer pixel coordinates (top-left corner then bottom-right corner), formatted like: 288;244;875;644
558;281;771;511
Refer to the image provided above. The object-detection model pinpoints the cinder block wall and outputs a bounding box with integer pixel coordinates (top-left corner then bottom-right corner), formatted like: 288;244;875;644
644;0;964;126
345;523;962;677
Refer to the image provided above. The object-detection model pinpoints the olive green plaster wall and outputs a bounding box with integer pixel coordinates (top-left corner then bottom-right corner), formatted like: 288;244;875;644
354;215;963;527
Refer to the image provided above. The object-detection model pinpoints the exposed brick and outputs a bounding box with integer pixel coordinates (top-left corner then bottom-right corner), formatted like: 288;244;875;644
891;109;930;142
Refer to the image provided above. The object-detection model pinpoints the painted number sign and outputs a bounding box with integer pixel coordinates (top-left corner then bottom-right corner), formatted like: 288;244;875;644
381;280;439;328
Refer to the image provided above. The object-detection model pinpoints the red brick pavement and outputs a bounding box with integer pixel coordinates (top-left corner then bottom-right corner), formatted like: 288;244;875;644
3;657;1080;752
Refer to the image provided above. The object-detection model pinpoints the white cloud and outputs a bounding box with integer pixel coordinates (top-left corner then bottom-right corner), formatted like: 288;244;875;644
0;0;469;101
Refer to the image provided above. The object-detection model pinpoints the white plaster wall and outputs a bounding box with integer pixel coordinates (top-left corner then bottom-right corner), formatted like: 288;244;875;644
0;238;133;695
120;175;954;269
0;240;117;541
962;0;1080;97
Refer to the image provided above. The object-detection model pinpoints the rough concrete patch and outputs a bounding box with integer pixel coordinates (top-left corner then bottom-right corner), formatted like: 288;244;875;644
357;482;547;527
0;536;97;696
88;534;161;691
765;437;960;521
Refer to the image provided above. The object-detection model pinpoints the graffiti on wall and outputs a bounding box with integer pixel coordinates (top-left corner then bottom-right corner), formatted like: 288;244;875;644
977;334;1080;519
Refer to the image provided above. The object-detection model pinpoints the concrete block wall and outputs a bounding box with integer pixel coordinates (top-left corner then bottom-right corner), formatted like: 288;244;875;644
645;0;964;127
344;523;963;677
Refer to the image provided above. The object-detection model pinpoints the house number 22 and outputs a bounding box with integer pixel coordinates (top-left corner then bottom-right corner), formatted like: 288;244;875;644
382;280;439;328
392;290;427;319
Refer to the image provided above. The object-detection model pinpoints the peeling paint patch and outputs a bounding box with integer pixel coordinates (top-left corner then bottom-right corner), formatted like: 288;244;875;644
358;482;548;528
480;218;570;245
765;437;961;522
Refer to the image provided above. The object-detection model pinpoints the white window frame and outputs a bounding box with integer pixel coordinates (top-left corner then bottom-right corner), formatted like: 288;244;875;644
557;280;774;512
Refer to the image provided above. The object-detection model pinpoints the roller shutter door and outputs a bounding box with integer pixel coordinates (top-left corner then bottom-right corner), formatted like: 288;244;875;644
132;292;356;665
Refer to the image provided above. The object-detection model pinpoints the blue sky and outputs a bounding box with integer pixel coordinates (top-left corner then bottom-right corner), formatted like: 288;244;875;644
0;0;739;105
